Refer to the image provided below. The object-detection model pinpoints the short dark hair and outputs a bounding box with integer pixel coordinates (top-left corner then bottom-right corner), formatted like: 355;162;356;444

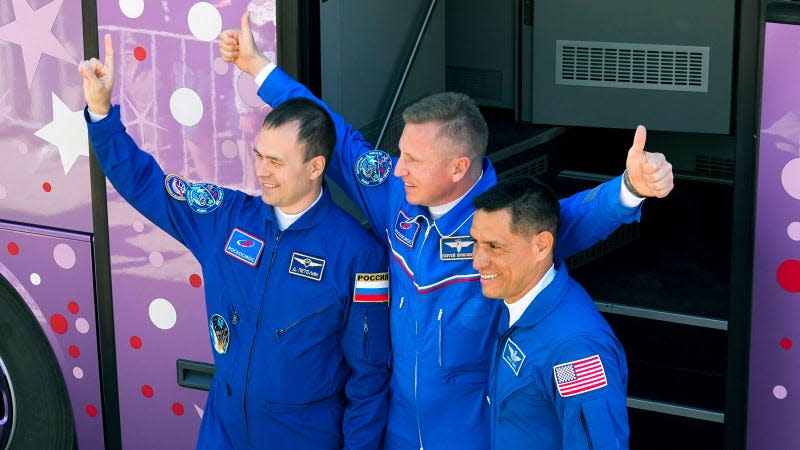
472;177;560;238
263;98;335;169
402;92;488;162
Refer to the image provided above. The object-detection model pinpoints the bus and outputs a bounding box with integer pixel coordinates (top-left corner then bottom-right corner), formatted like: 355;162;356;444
0;0;796;448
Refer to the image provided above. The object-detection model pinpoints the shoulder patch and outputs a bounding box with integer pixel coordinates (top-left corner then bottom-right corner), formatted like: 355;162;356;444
164;173;188;201
553;354;608;397
186;182;224;214
354;272;389;302
440;236;474;261
288;252;326;281
224;228;265;266
502;338;526;376
355;150;392;186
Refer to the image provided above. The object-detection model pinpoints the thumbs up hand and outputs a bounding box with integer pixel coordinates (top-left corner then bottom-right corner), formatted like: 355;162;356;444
219;11;269;77
625;125;674;198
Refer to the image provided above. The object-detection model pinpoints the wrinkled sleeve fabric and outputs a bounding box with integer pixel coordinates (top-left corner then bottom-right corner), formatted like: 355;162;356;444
258;68;391;234
85;105;223;261
547;338;629;450
555;176;641;263
341;242;391;449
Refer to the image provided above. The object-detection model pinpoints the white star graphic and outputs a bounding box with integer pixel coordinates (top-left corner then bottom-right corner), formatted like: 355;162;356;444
0;0;76;88
34;92;89;174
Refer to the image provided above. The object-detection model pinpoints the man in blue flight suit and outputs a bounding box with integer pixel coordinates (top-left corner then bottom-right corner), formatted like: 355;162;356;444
79;35;390;450
221;12;672;449
471;177;629;449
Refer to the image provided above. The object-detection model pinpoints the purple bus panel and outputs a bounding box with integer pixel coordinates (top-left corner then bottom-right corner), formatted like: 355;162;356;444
95;1;276;448
747;21;800;449
0;0;92;233
0;223;104;450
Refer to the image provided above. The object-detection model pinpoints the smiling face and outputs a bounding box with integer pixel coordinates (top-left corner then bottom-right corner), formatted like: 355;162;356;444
394;121;469;207
470;208;553;303
253;121;325;214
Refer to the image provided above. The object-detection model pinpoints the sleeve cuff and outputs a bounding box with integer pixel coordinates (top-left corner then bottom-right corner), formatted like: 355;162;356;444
619;177;645;208
254;62;277;87
87;108;108;123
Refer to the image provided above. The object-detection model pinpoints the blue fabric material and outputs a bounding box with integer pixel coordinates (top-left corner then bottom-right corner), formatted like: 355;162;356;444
259;68;640;449
87;106;390;450
489;265;629;449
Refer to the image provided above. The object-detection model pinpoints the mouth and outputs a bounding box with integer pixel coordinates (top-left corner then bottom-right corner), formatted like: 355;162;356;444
262;183;278;189
480;273;499;280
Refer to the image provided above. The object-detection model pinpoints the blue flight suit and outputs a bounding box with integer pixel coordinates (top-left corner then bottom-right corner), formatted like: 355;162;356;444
258;67;640;449
86;106;391;450
489;265;629;449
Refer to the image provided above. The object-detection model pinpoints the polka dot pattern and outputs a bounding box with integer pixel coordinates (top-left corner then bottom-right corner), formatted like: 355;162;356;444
130;336;143;349
50;314;68;334
171;402;185;416
133;46;147;61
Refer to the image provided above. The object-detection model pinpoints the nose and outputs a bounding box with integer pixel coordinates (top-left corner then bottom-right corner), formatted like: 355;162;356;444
393;156;408;178
255;159;270;178
472;248;486;270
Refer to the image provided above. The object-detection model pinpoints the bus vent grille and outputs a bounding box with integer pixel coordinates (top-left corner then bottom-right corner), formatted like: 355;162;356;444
557;40;709;93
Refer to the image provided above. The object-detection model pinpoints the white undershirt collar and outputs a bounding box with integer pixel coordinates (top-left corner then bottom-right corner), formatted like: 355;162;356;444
505;264;556;327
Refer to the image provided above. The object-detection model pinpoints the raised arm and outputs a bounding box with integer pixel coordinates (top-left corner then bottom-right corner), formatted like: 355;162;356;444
555;126;674;261
219;13;392;234
79;34;224;258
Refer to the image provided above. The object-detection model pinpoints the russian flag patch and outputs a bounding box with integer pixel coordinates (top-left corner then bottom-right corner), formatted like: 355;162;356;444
353;272;389;302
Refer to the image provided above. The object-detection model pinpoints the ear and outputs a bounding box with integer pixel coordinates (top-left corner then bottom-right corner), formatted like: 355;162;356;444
308;155;326;180
532;231;555;261
450;156;472;182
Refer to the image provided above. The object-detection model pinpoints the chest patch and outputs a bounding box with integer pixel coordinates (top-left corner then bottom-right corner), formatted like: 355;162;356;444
354;272;389;302
502;338;526;376
224;228;265;266
394;210;421;248
439;236;474;261
186;182;224;214
164;173;188;201
289;252;326;281
355;150;392;186
209;314;230;355
553;354;608;397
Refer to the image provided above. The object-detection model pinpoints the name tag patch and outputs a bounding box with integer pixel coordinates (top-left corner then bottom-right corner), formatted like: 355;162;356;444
224;228;265;266
440;236;474;261
354;272;389;302
289;252;326;281
394;210;421;248
502;338;526;376
355;150;392;186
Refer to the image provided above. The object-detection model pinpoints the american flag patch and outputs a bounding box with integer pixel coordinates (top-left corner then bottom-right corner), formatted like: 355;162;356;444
353;272;389;302
553;354;608;397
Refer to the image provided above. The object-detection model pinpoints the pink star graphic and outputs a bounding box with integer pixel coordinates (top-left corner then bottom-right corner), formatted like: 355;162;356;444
0;0;76;88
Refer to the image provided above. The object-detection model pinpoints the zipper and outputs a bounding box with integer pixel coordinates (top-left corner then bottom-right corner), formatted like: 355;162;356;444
243;231;281;441
399;296;405;309
437;308;443;367
362;311;370;360
231;305;239;325
408;218;431;450
415;348;423;450
581;410;593;449
274;304;333;339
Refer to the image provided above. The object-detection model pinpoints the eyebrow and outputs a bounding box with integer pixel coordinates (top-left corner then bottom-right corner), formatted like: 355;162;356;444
252;147;283;162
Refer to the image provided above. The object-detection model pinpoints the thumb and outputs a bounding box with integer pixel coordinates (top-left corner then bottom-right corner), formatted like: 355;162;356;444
629;125;647;162
241;11;251;36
